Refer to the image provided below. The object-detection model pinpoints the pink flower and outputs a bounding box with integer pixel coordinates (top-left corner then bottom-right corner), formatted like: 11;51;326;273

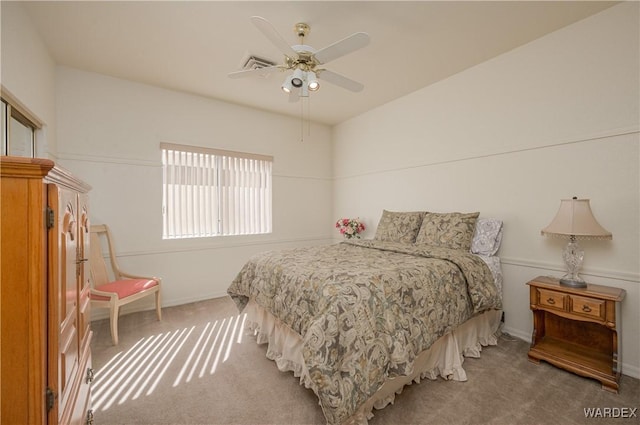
335;217;365;239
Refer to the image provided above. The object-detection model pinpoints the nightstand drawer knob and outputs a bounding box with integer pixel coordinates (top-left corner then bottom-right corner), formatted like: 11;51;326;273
546;298;556;305
582;305;592;313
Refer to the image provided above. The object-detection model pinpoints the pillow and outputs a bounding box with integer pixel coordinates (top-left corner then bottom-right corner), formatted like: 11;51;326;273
415;211;480;250
470;218;504;256
373;210;425;243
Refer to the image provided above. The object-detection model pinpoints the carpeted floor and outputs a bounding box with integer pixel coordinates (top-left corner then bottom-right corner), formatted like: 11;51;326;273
90;297;639;425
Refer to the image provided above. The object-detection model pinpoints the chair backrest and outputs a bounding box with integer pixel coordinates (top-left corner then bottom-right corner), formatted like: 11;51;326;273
89;224;119;287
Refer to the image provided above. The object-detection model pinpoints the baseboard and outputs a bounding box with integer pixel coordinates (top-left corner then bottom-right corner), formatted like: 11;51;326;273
623;364;640;380
501;325;531;343
90;291;227;321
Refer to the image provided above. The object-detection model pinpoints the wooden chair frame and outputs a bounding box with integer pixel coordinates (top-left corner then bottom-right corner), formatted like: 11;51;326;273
89;224;161;345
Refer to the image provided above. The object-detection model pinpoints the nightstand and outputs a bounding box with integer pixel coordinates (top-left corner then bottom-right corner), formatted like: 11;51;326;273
527;276;625;393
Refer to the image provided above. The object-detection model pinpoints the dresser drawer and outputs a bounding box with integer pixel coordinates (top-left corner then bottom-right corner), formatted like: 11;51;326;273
536;288;567;311
570;294;606;321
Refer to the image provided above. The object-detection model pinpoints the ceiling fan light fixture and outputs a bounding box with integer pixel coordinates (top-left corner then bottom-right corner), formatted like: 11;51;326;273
281;75;294;93
291;68;304;88
307;71;320;91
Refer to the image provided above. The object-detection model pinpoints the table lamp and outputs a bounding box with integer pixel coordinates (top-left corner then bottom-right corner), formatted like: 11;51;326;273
541;197;612;288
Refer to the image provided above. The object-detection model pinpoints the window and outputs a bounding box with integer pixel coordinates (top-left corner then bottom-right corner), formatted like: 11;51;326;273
161;142;273;239
1;94;39;158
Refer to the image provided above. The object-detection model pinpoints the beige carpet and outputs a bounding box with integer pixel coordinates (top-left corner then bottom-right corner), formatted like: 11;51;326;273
90;297;639;425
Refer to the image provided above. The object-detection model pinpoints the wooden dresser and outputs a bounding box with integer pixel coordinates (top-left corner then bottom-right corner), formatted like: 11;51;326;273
1;157;93;425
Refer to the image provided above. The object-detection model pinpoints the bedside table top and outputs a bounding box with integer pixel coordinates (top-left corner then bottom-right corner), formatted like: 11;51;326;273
527;276;626;302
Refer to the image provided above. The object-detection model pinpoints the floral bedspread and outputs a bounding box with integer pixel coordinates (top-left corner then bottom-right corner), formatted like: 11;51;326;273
227;240;502;425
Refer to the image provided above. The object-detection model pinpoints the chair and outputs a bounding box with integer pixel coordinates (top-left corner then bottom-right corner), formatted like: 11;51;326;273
89;224;162;345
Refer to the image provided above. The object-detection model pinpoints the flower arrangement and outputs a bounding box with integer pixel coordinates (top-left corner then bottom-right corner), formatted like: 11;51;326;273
335;217;365;239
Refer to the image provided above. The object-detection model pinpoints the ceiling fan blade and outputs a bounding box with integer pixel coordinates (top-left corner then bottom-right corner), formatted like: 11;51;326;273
251;16;298;59
317;70;364;92
228;65;280;79
313;32;370;65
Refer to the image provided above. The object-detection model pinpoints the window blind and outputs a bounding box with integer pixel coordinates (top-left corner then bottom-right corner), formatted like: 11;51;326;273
161;143;272;239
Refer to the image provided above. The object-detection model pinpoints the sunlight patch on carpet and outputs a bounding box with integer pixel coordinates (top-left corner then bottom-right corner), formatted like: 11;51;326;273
92;313;247;412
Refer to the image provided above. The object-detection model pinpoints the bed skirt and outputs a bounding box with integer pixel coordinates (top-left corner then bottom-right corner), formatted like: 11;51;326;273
244;299;502;425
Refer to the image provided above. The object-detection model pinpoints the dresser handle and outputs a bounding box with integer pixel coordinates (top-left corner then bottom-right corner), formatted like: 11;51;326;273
86;367;95;384
86;409;94;425
582;305;592;313
546;298;555;305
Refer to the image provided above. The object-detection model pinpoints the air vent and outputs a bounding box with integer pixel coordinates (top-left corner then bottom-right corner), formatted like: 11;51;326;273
242;55;276;71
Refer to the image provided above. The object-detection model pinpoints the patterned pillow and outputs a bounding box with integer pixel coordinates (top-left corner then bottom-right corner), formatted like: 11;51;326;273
470;218;504;256
415;212;480;250
373;210;425;243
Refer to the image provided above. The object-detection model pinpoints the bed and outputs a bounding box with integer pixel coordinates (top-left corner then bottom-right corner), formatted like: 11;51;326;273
227;211;504;425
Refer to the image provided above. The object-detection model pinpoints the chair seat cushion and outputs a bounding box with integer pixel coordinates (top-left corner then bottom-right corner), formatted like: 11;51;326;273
91;278;158;301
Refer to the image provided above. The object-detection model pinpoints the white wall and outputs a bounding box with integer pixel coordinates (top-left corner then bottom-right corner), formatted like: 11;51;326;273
332;3;639;378
4;0;638;379
0;0;334;358
0;2;57;157
55;67;334;313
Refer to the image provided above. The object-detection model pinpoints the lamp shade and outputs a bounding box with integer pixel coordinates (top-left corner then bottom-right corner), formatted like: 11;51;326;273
541;198;612;239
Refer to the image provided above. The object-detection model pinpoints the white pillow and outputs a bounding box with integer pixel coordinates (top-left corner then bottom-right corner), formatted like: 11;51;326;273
470;218;503;256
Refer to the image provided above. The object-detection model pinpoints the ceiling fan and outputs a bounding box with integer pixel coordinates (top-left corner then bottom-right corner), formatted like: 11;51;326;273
228;16;370;100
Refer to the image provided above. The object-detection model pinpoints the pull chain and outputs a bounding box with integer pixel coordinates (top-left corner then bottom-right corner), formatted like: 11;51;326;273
300;96;304;142
299;95;311;142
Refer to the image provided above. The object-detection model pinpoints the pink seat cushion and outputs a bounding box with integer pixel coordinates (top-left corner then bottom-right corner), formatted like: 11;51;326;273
91;279;158;301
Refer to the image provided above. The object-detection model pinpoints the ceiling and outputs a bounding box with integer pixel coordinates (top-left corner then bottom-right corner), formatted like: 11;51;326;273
22;1;617;126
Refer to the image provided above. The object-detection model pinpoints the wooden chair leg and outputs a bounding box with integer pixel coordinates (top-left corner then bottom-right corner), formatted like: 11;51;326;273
155;290;162;321
110;303;120;345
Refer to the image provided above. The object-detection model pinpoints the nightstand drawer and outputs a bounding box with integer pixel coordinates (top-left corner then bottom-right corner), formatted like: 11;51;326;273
537;288;566;311
570;295;605;321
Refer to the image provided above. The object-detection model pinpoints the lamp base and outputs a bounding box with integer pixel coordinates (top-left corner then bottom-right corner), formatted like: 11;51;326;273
559;238;587;288
559;277;587;288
